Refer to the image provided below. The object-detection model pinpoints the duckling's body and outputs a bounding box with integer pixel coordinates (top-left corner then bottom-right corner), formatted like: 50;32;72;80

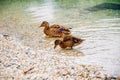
40;21;71;37
54;35;84;49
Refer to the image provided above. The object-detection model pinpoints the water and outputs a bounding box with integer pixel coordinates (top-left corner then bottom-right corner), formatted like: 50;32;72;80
0;0;120;76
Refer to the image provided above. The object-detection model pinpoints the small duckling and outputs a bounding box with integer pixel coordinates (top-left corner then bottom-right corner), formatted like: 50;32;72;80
54;35;84;49
40;21;71;37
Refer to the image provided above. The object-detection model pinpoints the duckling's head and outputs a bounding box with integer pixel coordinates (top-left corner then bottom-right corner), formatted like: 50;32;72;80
54;39;61;49
40;21;49;27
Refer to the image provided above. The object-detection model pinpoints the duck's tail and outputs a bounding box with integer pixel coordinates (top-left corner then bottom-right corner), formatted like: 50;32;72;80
105;76;116;80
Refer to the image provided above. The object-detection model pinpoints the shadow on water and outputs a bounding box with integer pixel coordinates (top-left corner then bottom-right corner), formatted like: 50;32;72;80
87;3;120;11
55;49;84;56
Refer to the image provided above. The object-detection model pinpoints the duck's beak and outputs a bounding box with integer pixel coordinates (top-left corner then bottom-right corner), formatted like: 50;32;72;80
39;25;42;27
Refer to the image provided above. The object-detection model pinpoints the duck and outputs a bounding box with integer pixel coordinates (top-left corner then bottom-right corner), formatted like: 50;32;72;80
54;35;84;49
40;21;71;37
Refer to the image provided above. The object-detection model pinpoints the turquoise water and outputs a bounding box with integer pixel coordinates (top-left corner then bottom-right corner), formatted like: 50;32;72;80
0;0;120;76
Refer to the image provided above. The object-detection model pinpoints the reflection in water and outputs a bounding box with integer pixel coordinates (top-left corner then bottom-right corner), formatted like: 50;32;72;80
27;0;56;23
55;49;84;56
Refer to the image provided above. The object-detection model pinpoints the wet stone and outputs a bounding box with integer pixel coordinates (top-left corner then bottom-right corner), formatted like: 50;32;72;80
71;66;75;69
16;52;20;54
5;63;16;67
2;34;9;37
16;65;21;69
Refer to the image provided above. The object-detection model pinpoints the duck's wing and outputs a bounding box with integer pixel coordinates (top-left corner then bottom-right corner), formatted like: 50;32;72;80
49;25;61;32
47;27;62;37
50;24;61;28
50;25;71;32
60;26;71;32
63;35;73;42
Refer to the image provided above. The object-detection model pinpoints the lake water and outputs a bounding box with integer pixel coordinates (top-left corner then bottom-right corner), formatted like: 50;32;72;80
0;0;120;76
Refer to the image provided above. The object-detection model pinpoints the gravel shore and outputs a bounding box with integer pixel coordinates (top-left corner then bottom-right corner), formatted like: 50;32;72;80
0;34;118;80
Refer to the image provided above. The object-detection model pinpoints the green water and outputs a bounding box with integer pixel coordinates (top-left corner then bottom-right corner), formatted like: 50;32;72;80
0;0;120;76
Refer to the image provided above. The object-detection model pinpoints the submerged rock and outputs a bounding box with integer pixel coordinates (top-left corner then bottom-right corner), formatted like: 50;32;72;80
87;3;120;11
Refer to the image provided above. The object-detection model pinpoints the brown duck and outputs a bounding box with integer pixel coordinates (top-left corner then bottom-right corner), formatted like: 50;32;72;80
40;21;71;37
54;35;84;49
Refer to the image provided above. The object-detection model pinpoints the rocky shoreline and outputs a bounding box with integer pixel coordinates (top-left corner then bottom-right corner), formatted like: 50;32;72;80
0;34;119;80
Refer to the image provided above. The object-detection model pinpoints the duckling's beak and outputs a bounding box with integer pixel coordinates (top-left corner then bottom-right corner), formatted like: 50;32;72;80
39;25;42;27
54;45;57;49
54;39;60;49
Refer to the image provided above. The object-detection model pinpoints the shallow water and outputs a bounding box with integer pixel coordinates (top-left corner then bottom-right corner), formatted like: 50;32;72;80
0;0;120;76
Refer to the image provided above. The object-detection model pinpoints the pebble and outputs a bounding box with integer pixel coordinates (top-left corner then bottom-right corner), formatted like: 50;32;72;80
0;34;115;80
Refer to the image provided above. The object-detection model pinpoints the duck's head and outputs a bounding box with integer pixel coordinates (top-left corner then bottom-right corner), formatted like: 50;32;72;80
40;21;49;27
54;39;61;49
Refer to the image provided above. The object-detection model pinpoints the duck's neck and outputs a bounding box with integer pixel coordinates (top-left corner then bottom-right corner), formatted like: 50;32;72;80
44;24;49;30
44;25;50;35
